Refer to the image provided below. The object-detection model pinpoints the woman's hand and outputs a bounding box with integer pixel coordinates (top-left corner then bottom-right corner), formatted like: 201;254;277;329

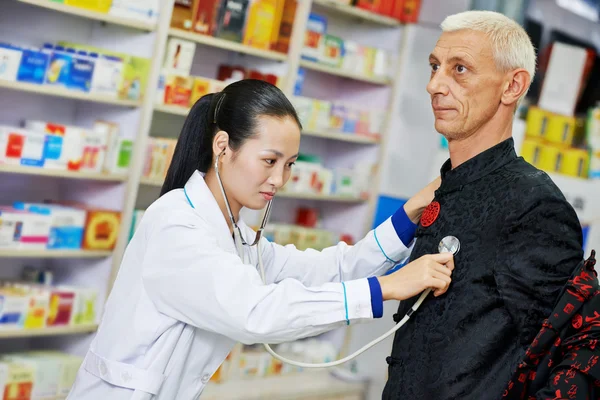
377;253;454;300
403;176;441;224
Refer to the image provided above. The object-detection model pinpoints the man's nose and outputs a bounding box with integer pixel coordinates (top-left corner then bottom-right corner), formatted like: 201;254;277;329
427;69;450;97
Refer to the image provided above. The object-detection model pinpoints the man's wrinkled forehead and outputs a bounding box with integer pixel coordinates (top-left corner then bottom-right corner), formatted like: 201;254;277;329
430;30;494;64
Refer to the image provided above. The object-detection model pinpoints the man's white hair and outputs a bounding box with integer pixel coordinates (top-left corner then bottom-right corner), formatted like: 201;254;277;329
441;10;536;103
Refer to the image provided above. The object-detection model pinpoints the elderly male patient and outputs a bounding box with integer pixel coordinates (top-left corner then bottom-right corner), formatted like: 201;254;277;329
382;10;584;400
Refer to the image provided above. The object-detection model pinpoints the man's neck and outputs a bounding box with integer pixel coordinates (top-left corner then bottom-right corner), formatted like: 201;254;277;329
447;114;513;169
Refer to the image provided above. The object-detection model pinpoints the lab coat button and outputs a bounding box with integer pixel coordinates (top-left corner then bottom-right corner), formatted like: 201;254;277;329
99;361;108;376
121;371;132;383
201;374;210;384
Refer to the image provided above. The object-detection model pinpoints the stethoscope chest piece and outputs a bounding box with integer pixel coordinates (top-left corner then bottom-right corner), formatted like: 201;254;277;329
438;235;460;255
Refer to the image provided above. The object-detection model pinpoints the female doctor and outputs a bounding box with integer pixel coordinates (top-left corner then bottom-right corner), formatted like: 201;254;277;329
67;80;454;400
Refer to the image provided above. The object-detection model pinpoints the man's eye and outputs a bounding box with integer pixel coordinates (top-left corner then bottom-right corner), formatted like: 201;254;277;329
455;65;467;73
430;63;439;72
265;159;275;165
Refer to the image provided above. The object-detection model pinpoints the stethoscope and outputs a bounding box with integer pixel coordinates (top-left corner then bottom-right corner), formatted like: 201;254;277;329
213;152;460;368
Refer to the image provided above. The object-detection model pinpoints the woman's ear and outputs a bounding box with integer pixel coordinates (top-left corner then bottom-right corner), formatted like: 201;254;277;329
212;130;229;159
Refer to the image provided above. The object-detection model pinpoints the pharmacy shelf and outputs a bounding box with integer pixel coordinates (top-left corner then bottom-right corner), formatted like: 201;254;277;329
141;177;366;203
154;103;189;117
169;28;288;62
0;249;112;259
139;177;163;187
0;79;141;107
303;129;380;144
202;371;366;400
312;0;401;27
278;192;367;203
17;0;157;31
0;165;128;182
300;60;392;86
0;324;98;339
155;106;379;144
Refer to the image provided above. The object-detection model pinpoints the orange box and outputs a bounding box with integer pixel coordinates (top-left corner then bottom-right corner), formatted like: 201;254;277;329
82;210;121;250
164;75;194;107
189;77;212;106
399;0;421;22
272;0;296;53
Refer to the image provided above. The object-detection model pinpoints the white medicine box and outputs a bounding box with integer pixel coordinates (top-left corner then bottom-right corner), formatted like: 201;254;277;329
0;126;45;167
0;44;23;82
24;120;84;170
163;38;196;76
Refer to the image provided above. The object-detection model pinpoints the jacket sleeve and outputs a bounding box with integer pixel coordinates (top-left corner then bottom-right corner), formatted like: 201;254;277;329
535;295;600;399
141;210;375;345
256;215;414;287
494;184;584;346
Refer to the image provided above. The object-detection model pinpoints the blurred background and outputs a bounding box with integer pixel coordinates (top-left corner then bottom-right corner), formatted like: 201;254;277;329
0;0;598;399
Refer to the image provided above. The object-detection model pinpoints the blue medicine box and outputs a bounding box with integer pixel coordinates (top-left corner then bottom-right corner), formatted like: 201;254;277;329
16;47;49;84
68;50;95;92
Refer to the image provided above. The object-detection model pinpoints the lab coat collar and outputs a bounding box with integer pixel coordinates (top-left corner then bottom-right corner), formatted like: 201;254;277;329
437;137;516;195
184;170;237;253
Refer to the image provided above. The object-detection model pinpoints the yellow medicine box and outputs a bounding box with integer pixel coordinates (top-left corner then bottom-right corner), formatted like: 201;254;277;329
64;0;112;13
546;114;576;147
537;144;562;173
520;138;542;166
561;148;589;178
525;106;550;139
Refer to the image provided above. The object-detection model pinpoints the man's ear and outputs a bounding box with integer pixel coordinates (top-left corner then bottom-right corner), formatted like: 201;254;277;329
501;69;531;107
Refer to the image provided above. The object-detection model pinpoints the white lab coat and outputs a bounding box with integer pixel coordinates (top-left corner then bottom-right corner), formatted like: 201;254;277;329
67;171;412;400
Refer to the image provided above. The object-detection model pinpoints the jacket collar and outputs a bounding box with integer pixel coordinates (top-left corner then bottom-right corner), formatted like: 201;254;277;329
438;137;517;195
183;170;236;253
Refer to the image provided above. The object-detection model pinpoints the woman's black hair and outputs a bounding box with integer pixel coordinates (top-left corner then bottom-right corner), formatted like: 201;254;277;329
160;79;302;196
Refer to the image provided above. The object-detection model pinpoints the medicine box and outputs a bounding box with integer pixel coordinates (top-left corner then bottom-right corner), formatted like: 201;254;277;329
109;0;160;23
90;54;124;98
64;0;112;13
1;354;60;399
243;0;277;50
2;360;35;400
69;51;95;92
63;286;97;325
164;74;194;106
0;209;22;249
302;13;327;62
0;289;28;330
13;203;86;250
214;0;250;43
320;35;343;67
192;0;220;36
25;351;83;397
163;38;196;76
23;289;49;329
0;126;44;167
561;148;589;178
0;43;23;82
546;113;576;147
81;128;109;173
171;0;198;30
47;288;75;327
24;120;84;170
16;47;49;85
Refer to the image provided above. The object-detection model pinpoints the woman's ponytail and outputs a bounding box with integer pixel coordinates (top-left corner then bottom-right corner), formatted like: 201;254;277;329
160;93;216;196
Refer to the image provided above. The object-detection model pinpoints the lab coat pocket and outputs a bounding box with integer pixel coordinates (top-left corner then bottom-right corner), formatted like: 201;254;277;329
83;349;166;396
